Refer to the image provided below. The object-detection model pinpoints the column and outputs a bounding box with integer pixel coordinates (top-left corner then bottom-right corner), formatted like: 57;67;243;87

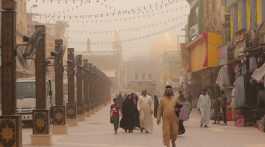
66;48;78;126
0;1;22;147
31;25;52;145
83;59;91;117
76;55;85;120
52;39;67;134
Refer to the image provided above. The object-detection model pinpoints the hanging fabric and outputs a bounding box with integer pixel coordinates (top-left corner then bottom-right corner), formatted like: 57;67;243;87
234;76;246;108
249;56;257;72
216;65;230;90
252;63;265;82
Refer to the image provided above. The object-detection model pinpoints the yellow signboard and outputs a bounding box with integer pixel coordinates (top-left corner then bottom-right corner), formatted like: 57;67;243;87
186;32;223;72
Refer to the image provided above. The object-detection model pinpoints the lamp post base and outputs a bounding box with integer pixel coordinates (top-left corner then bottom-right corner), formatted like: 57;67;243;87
67;119;78;127
31;134;52;145
52;125;68;135
0;115;22;147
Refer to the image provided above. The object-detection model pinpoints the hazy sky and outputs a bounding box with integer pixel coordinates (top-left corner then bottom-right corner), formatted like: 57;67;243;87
28;0;189;59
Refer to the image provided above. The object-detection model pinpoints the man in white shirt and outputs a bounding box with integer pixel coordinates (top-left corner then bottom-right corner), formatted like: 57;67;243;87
138;90;154;133
197;89;211;128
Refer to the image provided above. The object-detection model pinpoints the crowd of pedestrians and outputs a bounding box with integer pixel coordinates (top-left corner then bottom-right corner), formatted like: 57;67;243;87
109;86;229;147
110;86;193;147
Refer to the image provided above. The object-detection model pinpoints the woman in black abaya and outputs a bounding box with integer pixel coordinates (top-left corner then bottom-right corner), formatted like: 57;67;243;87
120;94;138;133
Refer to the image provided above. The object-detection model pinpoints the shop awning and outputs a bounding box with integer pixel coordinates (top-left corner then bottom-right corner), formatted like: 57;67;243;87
252;63;265;82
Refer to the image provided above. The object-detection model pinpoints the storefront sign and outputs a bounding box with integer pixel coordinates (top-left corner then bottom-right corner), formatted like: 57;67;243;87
185;32;223;72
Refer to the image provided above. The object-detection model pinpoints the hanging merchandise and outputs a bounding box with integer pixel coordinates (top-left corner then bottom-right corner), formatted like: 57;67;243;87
234;75;246;108
252;63;265;82
249;56;258;73
216;65;230;90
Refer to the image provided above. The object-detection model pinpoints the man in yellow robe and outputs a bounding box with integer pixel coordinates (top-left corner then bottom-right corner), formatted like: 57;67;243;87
157;85;179;147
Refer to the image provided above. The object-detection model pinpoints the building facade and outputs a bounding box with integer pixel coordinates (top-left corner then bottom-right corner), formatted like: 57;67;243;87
124;58;160;95
160;50;183;88
182;0;226;97
186;0;226;41
226;0;265;40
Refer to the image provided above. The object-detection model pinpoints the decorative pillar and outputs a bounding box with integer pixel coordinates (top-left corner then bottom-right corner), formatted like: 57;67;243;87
0;1;22;147
66;48;78;126
89;65;96;114
52;39;67;134
31;25;52;145
83;60;91;117
76;55;85;121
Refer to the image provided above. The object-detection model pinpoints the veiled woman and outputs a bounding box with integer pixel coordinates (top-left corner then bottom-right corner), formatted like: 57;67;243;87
120;94;138;133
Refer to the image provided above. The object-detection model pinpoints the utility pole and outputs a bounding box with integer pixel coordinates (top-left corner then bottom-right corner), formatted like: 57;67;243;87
66;48;78;126
83;59;90;117
76;55;85;120
52;39;67;134
0;1;22;147
31;25;52;145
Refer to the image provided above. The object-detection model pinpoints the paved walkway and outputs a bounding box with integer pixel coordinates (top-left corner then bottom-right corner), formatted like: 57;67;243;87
23;106;265;147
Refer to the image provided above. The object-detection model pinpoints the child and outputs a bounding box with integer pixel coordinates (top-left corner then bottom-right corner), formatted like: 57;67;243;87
110;98;120;134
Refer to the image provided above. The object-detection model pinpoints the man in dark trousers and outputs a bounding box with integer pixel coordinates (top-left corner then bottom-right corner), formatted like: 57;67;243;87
220;91;227;125
153;95;159;118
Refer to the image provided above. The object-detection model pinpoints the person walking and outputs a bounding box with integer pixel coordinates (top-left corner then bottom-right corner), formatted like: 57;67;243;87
138;90;154;133
197;89;211;128
110;98;120;134
213;97;221;124
157;85;179;147
153;95;159;118
220;90;228;125
178;91;190;135
131;93;140;129
120;94;138;133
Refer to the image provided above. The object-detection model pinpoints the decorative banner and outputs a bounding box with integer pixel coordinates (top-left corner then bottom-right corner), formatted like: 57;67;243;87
67;17;180;35
32;7;185;24
69;24;183;45
28;0;187;24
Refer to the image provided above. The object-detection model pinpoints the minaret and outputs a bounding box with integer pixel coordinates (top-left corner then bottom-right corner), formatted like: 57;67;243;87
112;31;122;93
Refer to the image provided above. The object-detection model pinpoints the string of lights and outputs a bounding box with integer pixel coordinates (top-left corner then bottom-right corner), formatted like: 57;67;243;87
69;24;183;45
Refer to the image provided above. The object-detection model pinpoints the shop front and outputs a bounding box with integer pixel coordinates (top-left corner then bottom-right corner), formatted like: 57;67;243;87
183;32;223;99
218;24;265;131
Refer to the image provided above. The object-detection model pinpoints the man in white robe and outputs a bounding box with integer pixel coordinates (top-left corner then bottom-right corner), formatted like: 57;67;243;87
197;90;211;128
138;90;154;133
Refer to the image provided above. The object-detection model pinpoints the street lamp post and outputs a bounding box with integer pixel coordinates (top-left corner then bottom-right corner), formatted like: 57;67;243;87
66;48;78;126
76;55;85;121
83;59;91;117
0;1;22;147
31;25;52;145
52;39;67;134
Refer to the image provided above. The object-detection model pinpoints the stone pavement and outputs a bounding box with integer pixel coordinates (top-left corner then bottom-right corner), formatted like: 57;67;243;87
23;106;265;147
